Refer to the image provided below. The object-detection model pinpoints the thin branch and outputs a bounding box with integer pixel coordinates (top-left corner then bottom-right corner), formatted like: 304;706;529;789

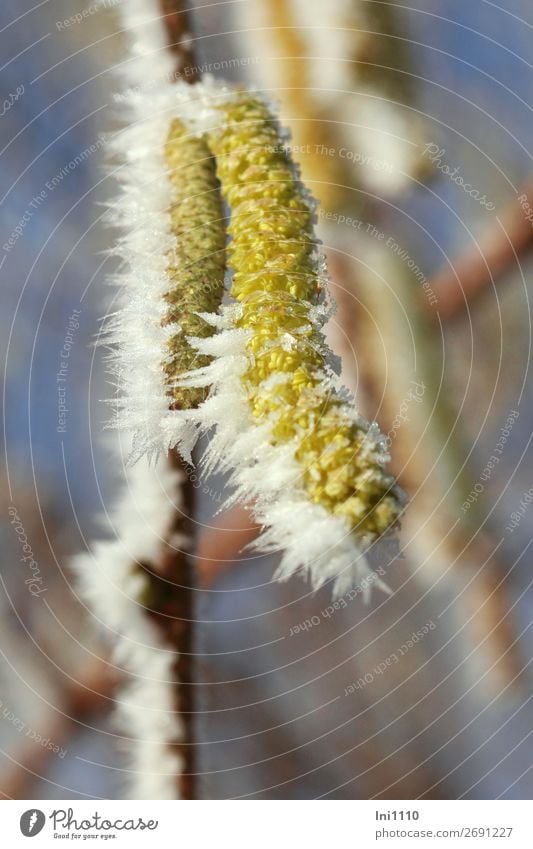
159;0;199;80
427;182;533;320
145;0;201;801
146;449;197;801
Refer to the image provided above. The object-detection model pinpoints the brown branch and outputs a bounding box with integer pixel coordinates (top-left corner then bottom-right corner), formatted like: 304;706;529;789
159;0;199;81
162;449;196;800
328;248;524;694
136;451;197;800
141;0;200;801
427;182;533;320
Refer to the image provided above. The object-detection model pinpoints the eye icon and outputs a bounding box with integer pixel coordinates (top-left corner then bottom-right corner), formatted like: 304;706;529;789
20;810;46;837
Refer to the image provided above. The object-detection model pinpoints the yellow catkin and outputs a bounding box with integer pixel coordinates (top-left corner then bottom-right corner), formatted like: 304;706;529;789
208;93;401;541
163;119;226;408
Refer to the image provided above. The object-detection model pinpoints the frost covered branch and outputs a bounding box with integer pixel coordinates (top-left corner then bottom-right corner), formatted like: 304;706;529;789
75;0;407;803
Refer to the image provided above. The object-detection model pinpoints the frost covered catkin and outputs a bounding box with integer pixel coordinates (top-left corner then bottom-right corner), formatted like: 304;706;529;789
163;119;225;408
106;100;226;458
209;94;400;539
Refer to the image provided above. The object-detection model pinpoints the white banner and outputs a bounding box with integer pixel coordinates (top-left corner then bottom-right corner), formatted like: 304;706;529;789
0;800;529;847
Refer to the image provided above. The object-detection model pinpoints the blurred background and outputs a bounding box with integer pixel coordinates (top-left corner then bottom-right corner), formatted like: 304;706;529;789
0;0;532;799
